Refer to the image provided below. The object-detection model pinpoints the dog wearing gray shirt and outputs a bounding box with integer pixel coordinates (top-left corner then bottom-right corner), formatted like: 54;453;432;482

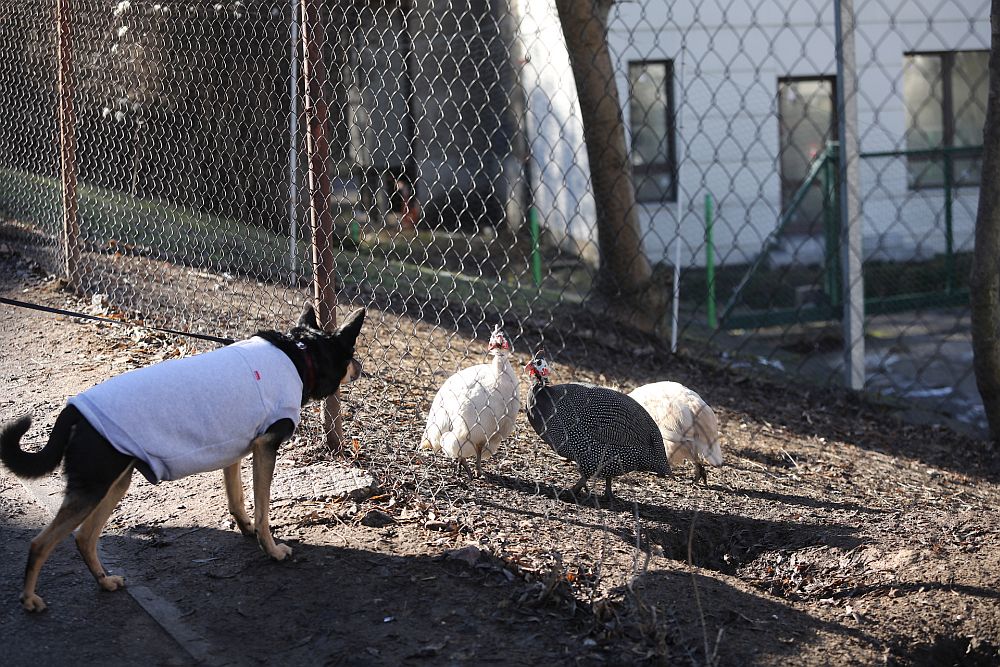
0;304;365;612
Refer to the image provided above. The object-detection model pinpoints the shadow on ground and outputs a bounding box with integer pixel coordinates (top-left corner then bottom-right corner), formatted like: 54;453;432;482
484;474;863;575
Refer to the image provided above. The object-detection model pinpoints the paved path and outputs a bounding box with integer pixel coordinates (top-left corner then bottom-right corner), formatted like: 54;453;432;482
0;469;190;665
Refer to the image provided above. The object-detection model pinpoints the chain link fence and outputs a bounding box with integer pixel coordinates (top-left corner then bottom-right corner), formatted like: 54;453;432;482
0;0;990;468
1;1;987;438
0;0;990;646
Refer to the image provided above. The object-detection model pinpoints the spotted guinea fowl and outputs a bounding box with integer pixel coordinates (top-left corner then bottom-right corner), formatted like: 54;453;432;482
629;381;723;485
524;349;670;503
418;325;519;478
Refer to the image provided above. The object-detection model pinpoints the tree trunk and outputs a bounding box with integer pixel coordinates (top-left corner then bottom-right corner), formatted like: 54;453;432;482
971;1;1000;446
554;0;666;332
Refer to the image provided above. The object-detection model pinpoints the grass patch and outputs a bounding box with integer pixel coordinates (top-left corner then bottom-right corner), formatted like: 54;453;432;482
680;252;972;316
0;165;569;316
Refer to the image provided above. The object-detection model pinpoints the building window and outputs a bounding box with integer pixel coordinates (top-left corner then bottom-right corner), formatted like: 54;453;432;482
628;60;677;202
903;50;987;188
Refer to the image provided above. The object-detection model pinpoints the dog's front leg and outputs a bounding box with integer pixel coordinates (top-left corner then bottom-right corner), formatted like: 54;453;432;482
251;420;295;561
222;462;255;537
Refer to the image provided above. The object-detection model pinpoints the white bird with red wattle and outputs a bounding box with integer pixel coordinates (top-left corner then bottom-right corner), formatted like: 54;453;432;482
418;326;520;478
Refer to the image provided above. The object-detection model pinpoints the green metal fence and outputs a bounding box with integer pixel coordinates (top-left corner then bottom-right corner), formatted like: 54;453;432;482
713;143;979;331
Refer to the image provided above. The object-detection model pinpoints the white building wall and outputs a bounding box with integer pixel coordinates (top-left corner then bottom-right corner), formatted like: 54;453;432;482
517;0;987;269
516;2;599;263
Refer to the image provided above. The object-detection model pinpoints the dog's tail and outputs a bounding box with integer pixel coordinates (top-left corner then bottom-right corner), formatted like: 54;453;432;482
0;408;77;479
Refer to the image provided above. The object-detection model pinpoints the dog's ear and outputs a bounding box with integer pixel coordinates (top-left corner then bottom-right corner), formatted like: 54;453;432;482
298;303;320;330
336;308;366;344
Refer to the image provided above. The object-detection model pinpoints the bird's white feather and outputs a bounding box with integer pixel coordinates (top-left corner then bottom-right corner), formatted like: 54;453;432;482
419;349;520;469
629;381;723;467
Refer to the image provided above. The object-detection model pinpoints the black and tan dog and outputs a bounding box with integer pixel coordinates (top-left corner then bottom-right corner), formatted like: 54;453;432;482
0;304;365;612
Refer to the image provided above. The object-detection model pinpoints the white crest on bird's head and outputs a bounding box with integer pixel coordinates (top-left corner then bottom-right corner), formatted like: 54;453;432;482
524;348;550;382
487;324;511;354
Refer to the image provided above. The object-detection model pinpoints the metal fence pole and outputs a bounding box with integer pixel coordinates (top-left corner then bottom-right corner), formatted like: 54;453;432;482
300;0;342;452
823;145;841;307
56;0;79;286
671;43;688;351
288;0;300;280
835;0;865;391
944;151;955;293
705;193;717;329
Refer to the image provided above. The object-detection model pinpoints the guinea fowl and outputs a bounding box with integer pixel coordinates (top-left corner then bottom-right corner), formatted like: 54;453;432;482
525;349;670;503
629;381;723;485
418;325;519;478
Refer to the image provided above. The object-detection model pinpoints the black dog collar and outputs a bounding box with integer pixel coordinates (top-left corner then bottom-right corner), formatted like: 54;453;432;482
295;341;316;400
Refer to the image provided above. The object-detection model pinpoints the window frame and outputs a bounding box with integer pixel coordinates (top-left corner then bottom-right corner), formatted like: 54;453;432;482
776;75;839;235
903;49;987;190
627;59;678;203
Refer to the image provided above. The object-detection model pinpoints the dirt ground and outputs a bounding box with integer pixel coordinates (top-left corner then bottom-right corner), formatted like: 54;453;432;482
1;243;999;666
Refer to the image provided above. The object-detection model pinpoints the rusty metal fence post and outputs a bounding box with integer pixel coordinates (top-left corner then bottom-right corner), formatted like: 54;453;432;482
56;0;79;286
300;0;341;452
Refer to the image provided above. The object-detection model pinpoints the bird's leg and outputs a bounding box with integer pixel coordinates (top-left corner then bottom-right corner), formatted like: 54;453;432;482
475;450;484;479
569;473;588;498
603;477;614;505
694;461;708;485
459;458;474;479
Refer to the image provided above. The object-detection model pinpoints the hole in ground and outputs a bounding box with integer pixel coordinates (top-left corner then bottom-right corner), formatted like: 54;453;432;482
889;635;999;666
641;512;856;575
643;524;740;573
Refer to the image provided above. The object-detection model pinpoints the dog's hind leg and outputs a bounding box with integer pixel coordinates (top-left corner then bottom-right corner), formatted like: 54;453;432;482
21;493;103;612
251;420;295;561
74;463;134;593
22;420;135;611
223;461;255;537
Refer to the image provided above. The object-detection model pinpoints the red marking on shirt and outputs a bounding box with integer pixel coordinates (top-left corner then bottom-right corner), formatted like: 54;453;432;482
254;370;261;381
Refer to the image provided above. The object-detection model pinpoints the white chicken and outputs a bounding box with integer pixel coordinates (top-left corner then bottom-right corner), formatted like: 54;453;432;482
628;381;723;484
418;325;519;478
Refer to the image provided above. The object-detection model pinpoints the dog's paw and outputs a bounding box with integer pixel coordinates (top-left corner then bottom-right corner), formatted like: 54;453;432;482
268;543;293;561
20;592;47;613
99;575;126;592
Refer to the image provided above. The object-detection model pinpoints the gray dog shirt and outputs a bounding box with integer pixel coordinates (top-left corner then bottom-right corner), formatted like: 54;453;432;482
69;337;303;483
